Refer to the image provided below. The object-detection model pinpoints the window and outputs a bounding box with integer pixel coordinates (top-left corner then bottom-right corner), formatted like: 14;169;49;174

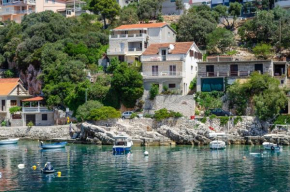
230;65;238;76
42;114;48;121
190;50;194;57
161;50;166;61
191;66;193;74
206;65;214;76
255;64;263;74
169;84;176;88
281;80;284;84
171;0;176;2
10;100;17;106
169;65;176;75
152;66;158;76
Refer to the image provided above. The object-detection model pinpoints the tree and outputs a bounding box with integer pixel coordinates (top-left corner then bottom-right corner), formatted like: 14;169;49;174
177;13;217;46
89;0;120;28
89;74;111;102
149;84;159;100
76;100;103;121
137;0;163;20
206;28;235;54
119;6;139;24
111;63;144;108
253;44;272;59
88;106;121;121
213;3;242;30
175;0;184;14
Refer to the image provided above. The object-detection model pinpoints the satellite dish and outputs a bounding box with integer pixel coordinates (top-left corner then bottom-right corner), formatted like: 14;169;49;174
169;44;174;50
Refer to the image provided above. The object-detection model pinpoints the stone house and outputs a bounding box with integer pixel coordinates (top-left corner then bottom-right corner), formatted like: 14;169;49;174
196;56;288;92
107;23;176;64
141;41;202;95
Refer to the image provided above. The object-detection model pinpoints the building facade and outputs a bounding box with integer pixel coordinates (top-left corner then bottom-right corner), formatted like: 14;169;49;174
196;56;288;92
141;42;202;95
107;23;176;64
161;0;211;15
0;0;85;23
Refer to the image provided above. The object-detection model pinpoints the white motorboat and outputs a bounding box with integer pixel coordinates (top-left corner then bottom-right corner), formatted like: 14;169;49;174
210;140;226;150
262;142;282;151
113;136;133;154
0;138;19;145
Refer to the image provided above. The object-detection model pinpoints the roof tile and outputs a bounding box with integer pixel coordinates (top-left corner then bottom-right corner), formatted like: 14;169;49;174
142;42;195;55
114;23;167;30
0;78;20;96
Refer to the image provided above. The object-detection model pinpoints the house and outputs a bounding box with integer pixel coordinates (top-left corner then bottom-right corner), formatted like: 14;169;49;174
107;23;176;63
116;0;136;8
275;0;290;9
141;42;202;95
161;0;211;15
0;0;85;23
196;56;288;92
0;78;54;126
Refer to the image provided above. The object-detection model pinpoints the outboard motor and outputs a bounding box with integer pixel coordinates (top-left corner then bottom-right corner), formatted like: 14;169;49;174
41;162;55;173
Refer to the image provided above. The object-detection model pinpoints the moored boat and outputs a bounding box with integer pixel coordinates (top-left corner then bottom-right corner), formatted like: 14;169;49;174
0;138;19;145
210;140;226;150
262;142;282;151
41;162;55;173
113;136;133;154
40;141;67;149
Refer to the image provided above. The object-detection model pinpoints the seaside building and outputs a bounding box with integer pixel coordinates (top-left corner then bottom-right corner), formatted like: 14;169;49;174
196;56;288;92
161;0;211;15
0;0;86;23
107;23;176;63
141;41;202;95
275;0;290;9
0;78;54;126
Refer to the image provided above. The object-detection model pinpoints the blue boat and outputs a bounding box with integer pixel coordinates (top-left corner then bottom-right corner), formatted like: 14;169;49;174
40;141;67;149
113;136;133;154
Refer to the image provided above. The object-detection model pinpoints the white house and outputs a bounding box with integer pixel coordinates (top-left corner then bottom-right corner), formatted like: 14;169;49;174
141;42;202;95
161;0;211;15
107;23;176;63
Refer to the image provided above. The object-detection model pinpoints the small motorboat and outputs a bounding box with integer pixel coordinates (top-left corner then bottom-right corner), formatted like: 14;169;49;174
113;136;133;154
41;162;55;173
210;140;226;150
40;141;67;149
262;142;282;151
0;138;19;145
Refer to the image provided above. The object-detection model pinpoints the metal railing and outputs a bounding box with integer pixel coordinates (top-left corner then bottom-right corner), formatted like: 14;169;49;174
0;10;35;15
128;47;142;52
142;71;184;78
22;107;52;113
1;0;35;5
110;33;145;38
198;70;266;77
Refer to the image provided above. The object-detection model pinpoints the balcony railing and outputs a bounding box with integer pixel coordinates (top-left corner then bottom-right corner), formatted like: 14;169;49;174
0;10;35;15
110;34;145;39
142;71;184;78
22;107;53;113
128;47;142;52
198;71;253;77
143;56;185;62
1;0;35;6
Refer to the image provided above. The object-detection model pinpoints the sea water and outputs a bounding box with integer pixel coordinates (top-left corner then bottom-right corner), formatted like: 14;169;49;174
0;141;289;192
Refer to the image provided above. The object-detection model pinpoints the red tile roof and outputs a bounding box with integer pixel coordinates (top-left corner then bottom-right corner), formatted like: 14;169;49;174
114;23;167;30
22;96;43;102
0;78;20;96
142;42;194;55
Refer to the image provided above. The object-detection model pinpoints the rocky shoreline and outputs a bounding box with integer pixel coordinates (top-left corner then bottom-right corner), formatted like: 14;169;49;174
1;117;290;146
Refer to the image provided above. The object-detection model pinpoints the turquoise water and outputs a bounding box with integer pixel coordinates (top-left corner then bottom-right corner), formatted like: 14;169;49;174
0;141;290;192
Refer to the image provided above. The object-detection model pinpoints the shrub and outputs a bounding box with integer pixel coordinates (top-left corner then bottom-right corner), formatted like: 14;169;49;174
153;108;183;121
27;121;34;128
130;113;138;119
144;114;153;118
189;78;197;91
1;121;7;127
76;100;103;121
3;70;14;78
9;106;22;114
204;110;211;116
88;106;121;121
219;116;229;126
233;116;243;125
209;114;217;120
149;84;159;100
274;115;290;125
163;85;169;92
195;109;200;115
253;43;272;59
201;117;207;123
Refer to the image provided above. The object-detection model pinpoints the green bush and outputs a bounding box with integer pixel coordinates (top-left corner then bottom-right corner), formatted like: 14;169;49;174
253;43;272;59
9;106;22;114
195;109;200;115
201;117;207;123
27;121;34;128
149;84;159;100
204;110;211;116
189;78;197;91
130;112;138;119
219;116;229;126
153;108;183;121
4;70;14;78
76;100;103;121
88;106;121;121
1;121;7;127
233;116;243;125
144;114;153;118
274;115;290;125
209;114;217;120
163;85;169;92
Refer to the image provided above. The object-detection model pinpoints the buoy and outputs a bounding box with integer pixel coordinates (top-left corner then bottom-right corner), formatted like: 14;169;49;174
144;151;149;156
32;165;37;170
18;164;25;169
57;172;61;177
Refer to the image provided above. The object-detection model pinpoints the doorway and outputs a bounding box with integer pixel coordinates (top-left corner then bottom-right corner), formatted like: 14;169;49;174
26;114;35;125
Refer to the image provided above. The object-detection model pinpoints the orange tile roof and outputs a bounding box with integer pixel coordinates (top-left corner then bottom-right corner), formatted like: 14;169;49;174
0;78;20;96
22;96;43;102
114;23;167;30
142;42;194;55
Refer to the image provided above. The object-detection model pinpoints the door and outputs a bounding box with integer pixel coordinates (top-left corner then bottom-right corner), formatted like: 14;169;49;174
206;65;214;76
170;65;176;76
152;66;158;76
1;100;5;111
26;114;36;125
120;43;125;52
230;65;238;76
255;64;263;74
161;50;166;61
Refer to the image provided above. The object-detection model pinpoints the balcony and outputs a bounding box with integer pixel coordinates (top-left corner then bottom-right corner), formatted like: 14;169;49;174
22;107;52;113
107;48;125;55
0;10;35;15
128;47;142;52
109;33;145;39
198;71;253;77
142;55;185;62
142;71;184;79
1;0;35;6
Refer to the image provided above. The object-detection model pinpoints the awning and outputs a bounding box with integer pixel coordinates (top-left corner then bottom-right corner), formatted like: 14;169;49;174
22;97;43;102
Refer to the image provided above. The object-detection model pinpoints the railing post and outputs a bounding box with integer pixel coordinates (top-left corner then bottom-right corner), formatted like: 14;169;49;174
238;71;240;76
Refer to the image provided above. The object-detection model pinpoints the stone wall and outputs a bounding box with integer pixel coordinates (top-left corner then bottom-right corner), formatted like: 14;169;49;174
144;95;195;117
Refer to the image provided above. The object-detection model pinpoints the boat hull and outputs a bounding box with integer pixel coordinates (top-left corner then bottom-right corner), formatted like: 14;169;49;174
113;147;131;153
0;138;19;145
40;142;67;149
262;142;282;151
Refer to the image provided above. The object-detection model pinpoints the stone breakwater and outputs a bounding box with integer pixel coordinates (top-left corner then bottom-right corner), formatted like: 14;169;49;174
80;117;290;146
0;125;78;140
